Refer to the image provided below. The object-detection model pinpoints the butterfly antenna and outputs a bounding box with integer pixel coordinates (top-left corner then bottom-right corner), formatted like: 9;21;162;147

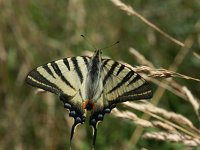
100;41;120;51
81;35;97;50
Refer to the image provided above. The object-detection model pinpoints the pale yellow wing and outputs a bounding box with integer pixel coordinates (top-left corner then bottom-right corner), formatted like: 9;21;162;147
102;59;153;104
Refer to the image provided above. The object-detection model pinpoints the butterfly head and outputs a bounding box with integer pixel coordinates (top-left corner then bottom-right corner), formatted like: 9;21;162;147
92;49;102;62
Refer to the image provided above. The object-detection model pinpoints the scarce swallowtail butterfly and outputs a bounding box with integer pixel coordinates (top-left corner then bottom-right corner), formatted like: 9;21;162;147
25;43;153;149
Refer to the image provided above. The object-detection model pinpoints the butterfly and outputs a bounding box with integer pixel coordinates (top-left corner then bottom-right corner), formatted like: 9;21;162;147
25;47;153;149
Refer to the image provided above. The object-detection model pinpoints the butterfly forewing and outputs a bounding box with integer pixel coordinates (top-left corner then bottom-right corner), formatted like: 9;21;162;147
102;59;153;103
26;56;90;97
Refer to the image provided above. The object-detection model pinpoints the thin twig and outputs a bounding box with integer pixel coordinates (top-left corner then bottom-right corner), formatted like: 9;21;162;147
111;0;185;47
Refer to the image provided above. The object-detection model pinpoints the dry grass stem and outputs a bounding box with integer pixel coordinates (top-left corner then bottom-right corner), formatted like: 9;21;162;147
134;66;200;82
111;101;200;148
129;39;195;145
129;47;200;110
129;48;154;67
152;121;177;132
169;82;200;121
111;0;185;47
149;78;200;120
193;52;200;60
143;132;200;147
112;109;153;128
113;101;200;147
113;109;177;132
182;87;200;121
124;102;199;132
169;38;193;71
146;78;187;100
125;50;200;121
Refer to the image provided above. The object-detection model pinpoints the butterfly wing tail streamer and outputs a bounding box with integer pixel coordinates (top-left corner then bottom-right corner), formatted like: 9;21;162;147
92;125;97;150
89;104;117;149
59;95;86;149
69;119;79;150
90;117;98;150
69;114;86;149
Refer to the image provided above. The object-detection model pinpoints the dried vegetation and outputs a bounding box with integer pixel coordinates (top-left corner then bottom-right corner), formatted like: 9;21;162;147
111;0;200;149
0;0;200;150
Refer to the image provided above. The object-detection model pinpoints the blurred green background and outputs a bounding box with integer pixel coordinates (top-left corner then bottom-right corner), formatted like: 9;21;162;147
0;0;200;150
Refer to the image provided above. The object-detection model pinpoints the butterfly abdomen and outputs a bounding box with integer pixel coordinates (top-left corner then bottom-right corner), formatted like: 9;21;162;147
84;50;103;101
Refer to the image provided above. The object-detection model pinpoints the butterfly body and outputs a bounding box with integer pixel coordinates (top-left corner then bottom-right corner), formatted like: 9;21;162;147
25;48;153;149
83;50;103;105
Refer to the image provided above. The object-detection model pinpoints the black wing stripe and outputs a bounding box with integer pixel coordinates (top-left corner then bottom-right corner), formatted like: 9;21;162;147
103;62;118;85
116;64;124;76
51;61;75;90
116;82;153;102
108;83;153;103
63;58;70;71
26;77;58;94
82;56;89;66
26;70;62;95
102;59;110;68
128;74;141;85
82;56;90;71
122;82;152;97
43;65;55;78
108;70;135;94
71;57;83;83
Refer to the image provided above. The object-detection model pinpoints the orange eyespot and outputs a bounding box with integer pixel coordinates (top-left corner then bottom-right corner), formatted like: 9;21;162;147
82;101;87;109
82;100;95;110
